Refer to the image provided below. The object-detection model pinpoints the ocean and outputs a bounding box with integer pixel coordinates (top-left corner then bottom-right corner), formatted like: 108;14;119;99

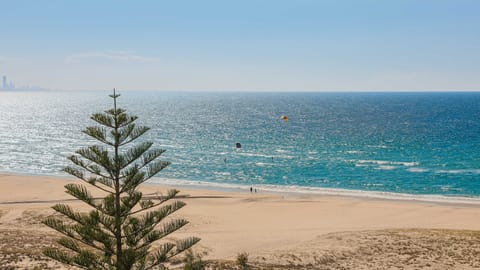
1;90;480;202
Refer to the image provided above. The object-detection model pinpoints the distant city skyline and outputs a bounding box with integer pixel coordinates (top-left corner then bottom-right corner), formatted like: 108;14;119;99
1;0;479;92
1;75;15;90
0;74;43;90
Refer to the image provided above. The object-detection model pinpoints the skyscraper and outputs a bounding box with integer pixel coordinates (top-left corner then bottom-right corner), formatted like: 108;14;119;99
2;76;6;89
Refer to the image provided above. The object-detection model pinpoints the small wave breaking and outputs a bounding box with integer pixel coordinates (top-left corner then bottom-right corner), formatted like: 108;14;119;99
435;169;480;175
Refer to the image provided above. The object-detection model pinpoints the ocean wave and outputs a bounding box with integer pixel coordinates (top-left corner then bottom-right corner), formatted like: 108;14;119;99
435;169;480;175
255;162;272;167
236;152;292;159
354;159;419;167
407;167;429;173
213;171;231;176
375;165;397;170
367;145;388;149
355;163;368;167
151;177;480;205
345;150;364;154
440;185;463;192
159;144;184;149
363;183;384;187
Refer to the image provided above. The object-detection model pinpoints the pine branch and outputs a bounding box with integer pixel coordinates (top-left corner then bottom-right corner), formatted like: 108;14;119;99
120;165;145;193
47;206;116;251
93;176;115;189
44;217;106;253
72;249;104;270
141;148;167;167
55;237;113;269
122;216;142;247
58;213;115;257
91;113;115;128
109;92;121;99
83;126;114;146
58;237;81;253
71;223;112;252
43;217;76;238
100;194;116;216
119;126;150;146
117;115;138;128
64;184;95;207
175;237;201;253
117;123;136;145
145;242;175;269
145;237;200;270
123;201;186;244
134;219;189;251
76;145;115;174
127;189;179;216
139;199;154;209
64;166;114;194
144;160;171;180
106;110;139;128
119;152;170;190
120;191;143;216
67;155;112;180
43;248;77;268
51;204;88;225
97;211;116;235
119;141;153;169
64;165;85;179
105;107;126;116
117;246;149;269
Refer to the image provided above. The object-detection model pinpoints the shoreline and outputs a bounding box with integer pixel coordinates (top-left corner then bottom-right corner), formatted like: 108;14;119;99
3;171;480;206
151;177;480;206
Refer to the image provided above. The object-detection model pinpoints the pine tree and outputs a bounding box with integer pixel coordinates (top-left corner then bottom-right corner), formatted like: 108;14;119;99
43;89;200;269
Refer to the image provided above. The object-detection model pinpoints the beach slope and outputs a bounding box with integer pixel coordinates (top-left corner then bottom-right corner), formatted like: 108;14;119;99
1;174;480;269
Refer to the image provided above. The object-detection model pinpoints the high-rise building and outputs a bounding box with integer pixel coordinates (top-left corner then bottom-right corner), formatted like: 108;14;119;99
2;76;6;89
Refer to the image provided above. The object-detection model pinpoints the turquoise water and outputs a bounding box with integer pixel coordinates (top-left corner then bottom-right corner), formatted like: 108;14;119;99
1;91;480;200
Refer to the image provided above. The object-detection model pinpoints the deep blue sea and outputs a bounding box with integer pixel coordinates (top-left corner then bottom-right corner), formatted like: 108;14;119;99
1;91;480;202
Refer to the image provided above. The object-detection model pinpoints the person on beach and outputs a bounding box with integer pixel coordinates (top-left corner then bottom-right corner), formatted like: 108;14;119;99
250;187;253;193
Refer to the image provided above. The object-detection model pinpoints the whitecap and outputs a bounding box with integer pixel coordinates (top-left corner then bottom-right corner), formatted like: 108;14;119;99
236;152;281;159
255;162;271;167
213;172;231;176
435;169;480;175
355;159;419;167
355;163;368;167
407;167;429;173
376;165;397;170
356;159;390;165
367;145;389;149
345;150;363;154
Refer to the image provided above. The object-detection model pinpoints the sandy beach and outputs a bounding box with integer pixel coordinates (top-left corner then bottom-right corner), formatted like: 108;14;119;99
1;174;480;269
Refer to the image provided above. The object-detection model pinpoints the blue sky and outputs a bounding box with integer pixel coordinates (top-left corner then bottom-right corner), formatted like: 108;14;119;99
0;0;479;91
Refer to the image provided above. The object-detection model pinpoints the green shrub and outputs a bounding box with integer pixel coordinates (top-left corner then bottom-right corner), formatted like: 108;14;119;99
183;250;206;270
236;252;249;269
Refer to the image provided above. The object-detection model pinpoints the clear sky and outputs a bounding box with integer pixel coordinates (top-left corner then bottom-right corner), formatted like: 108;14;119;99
0;0;479;91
